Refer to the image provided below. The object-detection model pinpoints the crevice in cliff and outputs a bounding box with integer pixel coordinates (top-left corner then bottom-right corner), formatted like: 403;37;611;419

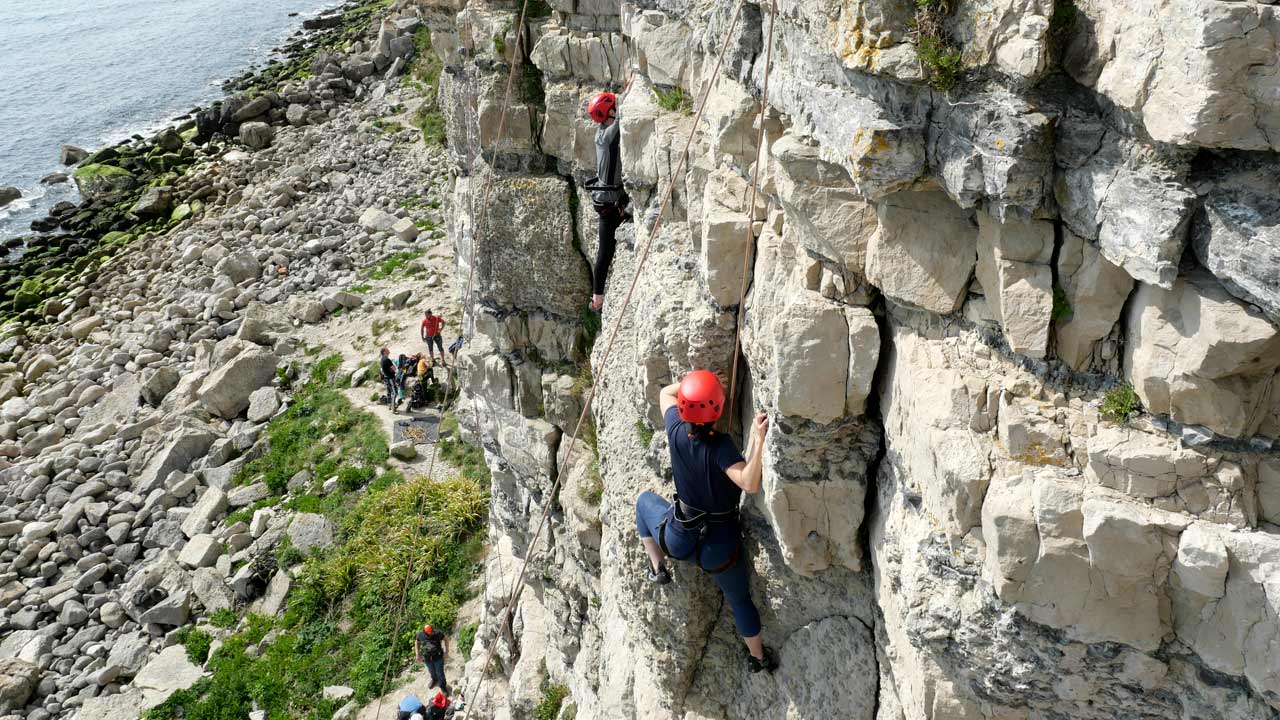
859;296;894;573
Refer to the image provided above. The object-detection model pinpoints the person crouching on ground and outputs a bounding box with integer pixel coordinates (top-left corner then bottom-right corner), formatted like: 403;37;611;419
633;370;779;673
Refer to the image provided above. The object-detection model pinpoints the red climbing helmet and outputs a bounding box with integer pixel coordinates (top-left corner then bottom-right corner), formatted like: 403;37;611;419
432;692;449;708
423;624;433;634
587;92;617;124
677;370;725;425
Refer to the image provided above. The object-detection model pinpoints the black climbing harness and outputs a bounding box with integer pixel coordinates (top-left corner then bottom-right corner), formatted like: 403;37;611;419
657;494;741;575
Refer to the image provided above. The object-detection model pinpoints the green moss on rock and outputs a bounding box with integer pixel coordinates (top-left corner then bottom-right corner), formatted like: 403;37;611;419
73;164;139;201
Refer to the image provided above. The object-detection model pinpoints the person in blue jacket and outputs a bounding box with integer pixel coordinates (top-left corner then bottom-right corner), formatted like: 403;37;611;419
634;370;778;673
397;694;425;720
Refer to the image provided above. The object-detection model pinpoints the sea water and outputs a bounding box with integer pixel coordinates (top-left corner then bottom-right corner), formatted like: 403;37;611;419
0;0;333;241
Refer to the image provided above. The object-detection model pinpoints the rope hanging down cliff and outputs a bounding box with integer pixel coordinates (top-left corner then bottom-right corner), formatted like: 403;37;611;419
371;2;540;716
457;0;760;712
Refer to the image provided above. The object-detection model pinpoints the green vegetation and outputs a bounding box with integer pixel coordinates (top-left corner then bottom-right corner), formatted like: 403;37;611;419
526;0;554;18
535;682;571;720
457;622;478;660
654;86;693;115
209;609;238;629
1051;284;1074;323
175;627;215;665
368;249;427;280
439;414;492;485
225;497;277;528
233;356;388;496
349;283;372;294
635;418;654;447
523;63;546;108
577;461;603;506
1100;384;1142;424
912;0;963;91
146;472;488;720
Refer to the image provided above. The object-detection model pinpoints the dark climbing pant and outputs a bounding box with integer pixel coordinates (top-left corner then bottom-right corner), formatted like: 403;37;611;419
593;204;626;295
384;377;398;408
425;656;449;694
635;490;762;637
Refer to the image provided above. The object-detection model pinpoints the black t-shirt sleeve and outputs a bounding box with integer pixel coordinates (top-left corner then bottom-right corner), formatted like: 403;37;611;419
712;437;745;473
664;406;682;439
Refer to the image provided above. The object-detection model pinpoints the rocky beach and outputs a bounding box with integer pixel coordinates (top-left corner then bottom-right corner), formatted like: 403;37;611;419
0;2;486;718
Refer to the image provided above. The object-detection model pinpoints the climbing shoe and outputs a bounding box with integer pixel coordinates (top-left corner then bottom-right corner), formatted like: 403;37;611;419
747;646;778;674
646;562;672;585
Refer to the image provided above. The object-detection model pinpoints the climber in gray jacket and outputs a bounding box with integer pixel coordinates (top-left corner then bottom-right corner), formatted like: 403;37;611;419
585;91;631;311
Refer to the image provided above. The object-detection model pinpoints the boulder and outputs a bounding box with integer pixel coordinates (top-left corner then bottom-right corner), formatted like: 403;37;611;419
0;658;39;712
0;187;20;208
178;534;223;568
288;296;327;324
865;190;976;315
1125;271;1280;438
191;567;235;613
392;217;420;242
60;144;89;165
231;96;271;122
132;185;174;217
288;513;335;552
216;251;262;284
246;387;280;423
286;103;309;127
198;347;278;419
134;645;204;706
390;440;418;460
134;424;218;493
250;570;293;617
106;632;152;676
73;163;139;202
181;487;228;538
358;207;396;233
139;366;181;406
227;481;270;508
239;121;275;149
1173;523;1228;599
70;315;104;340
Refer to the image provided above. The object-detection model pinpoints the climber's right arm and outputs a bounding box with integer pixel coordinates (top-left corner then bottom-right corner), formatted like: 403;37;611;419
659;382;680;415
725;412;769;495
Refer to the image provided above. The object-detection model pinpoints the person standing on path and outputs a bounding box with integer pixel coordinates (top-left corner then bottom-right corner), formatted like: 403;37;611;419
415;624;451;694
585;92;632;311
421;309;445;364
380;347;399;413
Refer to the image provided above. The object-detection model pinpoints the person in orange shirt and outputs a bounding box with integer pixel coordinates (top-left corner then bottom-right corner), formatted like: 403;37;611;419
420;309;445;364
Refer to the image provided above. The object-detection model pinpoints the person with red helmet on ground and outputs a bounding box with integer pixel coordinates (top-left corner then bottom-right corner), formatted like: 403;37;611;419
584;91;632;311
424;690;451;720
633;370;778;673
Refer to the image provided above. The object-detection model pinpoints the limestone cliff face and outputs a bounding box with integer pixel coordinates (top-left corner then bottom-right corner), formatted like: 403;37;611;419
419;0;1280;718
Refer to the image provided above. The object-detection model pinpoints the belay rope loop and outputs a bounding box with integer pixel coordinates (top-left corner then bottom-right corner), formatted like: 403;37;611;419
456;0;756;713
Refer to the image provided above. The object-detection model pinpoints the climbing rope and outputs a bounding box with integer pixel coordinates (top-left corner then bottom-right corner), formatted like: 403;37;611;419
725;0;777;422
371;2;537;716
457;1;750;714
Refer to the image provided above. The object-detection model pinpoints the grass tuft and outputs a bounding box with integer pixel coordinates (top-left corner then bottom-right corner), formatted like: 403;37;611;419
654;86;693;115
1100;384;1141;424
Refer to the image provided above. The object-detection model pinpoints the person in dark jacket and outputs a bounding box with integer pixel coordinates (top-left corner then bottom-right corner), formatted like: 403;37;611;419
415;624;451;694
380;347;398;412
634;370;779;673
585;91;631;311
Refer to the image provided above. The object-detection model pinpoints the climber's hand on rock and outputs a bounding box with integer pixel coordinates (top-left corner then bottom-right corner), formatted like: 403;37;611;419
751;412;769;440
